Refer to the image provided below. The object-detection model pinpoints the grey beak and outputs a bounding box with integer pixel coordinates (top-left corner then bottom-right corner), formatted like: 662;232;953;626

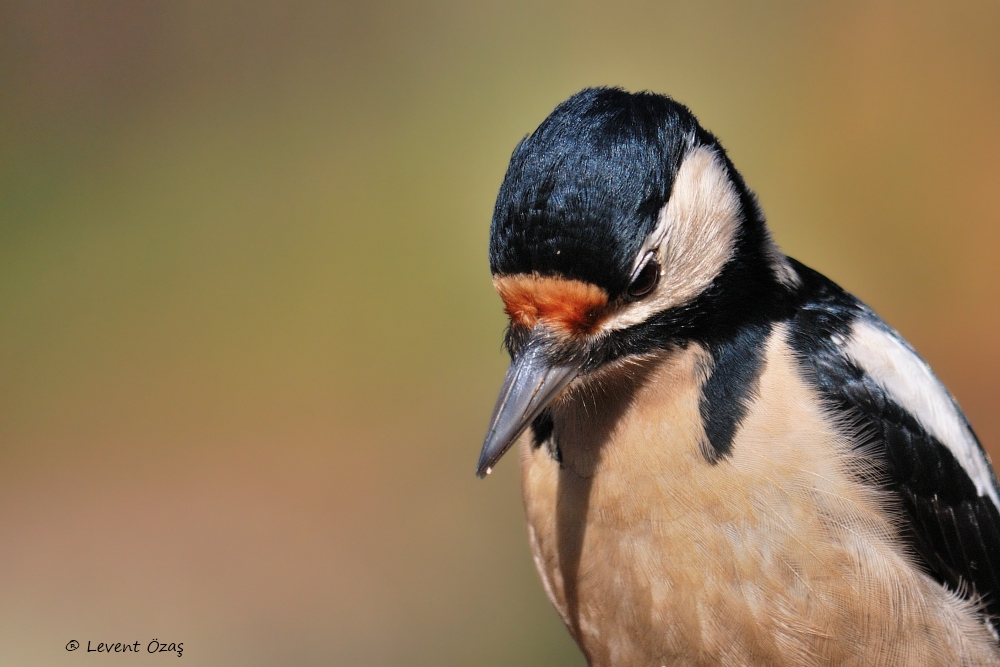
476;329;583;478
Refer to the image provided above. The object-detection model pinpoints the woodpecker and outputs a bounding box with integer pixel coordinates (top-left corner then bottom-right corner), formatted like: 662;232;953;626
476;88;1000;666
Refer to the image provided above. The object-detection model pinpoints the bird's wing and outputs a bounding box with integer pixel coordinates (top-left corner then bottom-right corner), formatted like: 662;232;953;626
787;261;1000;620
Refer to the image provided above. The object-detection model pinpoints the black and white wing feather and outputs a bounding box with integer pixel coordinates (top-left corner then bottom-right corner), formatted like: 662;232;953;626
787;260;1000;622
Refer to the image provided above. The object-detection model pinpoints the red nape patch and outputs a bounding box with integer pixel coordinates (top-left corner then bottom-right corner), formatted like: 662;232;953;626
494;274;610;335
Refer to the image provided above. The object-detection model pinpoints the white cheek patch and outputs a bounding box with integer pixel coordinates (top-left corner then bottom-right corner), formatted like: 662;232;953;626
601;146;740;332
844;320;1000;509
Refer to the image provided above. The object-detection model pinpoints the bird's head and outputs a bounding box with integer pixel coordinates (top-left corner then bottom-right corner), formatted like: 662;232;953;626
477;87;798;477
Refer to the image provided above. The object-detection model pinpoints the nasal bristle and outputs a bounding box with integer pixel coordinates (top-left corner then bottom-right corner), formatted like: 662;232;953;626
494;273;610;335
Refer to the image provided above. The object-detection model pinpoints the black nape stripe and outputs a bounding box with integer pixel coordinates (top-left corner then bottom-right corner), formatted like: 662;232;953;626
531;409;560;463
699;323;773;463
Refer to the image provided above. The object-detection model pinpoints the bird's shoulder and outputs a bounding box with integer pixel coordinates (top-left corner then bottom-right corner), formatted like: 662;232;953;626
780;258;1000;619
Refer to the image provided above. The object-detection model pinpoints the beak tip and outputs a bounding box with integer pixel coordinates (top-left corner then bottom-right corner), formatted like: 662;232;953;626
475;450;495;478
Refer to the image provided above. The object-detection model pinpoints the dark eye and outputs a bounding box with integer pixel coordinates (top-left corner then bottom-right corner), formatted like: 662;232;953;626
627;259;660;299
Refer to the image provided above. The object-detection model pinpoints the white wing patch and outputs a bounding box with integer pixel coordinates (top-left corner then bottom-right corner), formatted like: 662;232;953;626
844;320;1000;509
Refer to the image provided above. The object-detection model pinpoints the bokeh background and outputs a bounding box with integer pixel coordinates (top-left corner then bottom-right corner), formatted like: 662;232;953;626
1;2;999;665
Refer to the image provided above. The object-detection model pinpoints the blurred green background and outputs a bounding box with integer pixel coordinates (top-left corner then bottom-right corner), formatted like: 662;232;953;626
1;2;998;665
